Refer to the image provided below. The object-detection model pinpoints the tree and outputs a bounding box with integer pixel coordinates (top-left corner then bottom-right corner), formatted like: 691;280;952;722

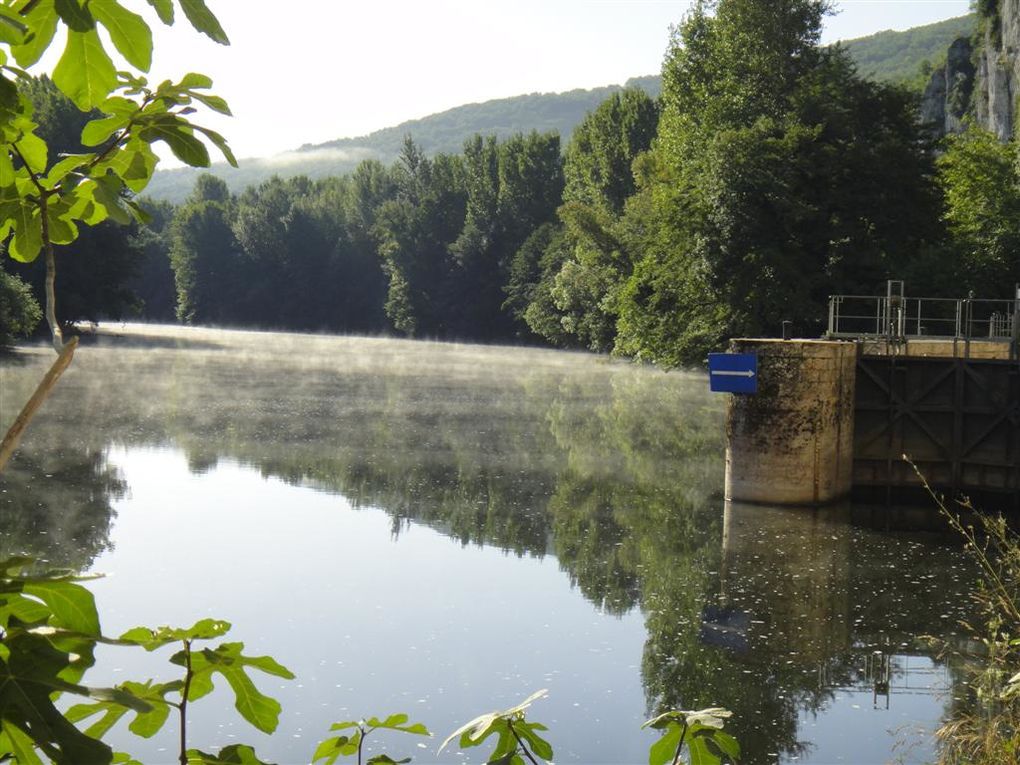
169;174;238;324
377;137;467;337
563;88;658;215
450;131;562;339
0;0;235;352
936;124;1020;297
2;76;152;329
517;92;655;351
615;0;943;366
0;0;235;473
0;267;39;346
128;196;177;321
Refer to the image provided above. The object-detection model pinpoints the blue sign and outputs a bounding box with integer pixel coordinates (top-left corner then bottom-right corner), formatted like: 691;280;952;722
708;353;758;394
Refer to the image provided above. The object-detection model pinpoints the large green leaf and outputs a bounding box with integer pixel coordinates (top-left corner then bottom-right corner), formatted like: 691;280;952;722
15;130;48;174
178;72;212;89
1;723;46;765
178;0;228;44
192;123;236;166
311;732;360;765
23;581;99;636
186;744;277;764
12;0;59;67
647;724;683;765
53;28;118;110
95;140;156;192
43;153;91;188
55;0;95;31
512;720;552;761
66;679;179;740
0;4;28;45
144;0;174;24
118;618;231;651
364;713;430;736
91;172;131;224
140;119;210;167
189;91;231;116
170;642;294;734
81;114;130;146
8;200;41;262
90;0;153;71
0;632;113;764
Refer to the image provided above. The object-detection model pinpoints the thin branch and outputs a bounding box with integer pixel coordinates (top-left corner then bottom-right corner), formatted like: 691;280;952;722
179;640;193;765
671;721;689;765
507;720;541;765
11;143;64;352
0;337;76;474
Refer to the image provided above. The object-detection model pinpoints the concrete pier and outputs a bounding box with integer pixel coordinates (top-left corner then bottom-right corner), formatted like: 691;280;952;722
725;339;857;505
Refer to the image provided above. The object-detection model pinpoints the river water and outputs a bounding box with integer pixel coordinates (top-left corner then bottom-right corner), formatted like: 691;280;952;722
0;325;980;765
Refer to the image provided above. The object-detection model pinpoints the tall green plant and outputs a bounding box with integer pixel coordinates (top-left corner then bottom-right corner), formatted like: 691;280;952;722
909;462;1020;763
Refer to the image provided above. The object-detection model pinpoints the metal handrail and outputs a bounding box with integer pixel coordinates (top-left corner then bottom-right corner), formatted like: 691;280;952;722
827;293;1019;343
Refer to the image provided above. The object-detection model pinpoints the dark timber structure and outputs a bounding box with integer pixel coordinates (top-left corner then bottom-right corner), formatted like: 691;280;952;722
724;283;1020;509
832;282;1020;509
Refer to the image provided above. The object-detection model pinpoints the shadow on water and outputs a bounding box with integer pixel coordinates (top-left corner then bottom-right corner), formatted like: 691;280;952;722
0;346;38;365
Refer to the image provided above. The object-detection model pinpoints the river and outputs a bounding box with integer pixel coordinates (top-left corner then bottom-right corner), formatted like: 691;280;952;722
0;324;980;765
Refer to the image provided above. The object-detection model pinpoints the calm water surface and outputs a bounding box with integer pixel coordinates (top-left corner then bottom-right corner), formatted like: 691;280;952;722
0;325;980;765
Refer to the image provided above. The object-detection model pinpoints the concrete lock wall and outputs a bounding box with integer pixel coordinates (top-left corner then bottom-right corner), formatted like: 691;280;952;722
725;339;857;505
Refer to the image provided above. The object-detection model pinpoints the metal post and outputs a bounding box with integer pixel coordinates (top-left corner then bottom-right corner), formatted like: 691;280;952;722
1012;284;1020;361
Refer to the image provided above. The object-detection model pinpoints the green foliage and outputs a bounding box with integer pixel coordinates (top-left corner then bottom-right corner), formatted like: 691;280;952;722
563;88;658;215
838;14;976;90
936;124;1020;297
0;267;40;344
145;83;660;203
642;708;739;765
185;744;275;764
312;714;430;765
910;464;1020;763
0;556;145;764
440;689;553;765
615;0;944;366
0;0;234;351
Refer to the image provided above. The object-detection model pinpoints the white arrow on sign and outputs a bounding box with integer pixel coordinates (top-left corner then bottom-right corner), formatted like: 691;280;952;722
711;369;755;378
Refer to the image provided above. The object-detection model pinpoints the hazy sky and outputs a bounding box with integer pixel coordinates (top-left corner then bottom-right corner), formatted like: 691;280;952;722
136;0;972;162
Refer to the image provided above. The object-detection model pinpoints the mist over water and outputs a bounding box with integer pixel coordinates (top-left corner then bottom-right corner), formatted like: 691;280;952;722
0;325;980;764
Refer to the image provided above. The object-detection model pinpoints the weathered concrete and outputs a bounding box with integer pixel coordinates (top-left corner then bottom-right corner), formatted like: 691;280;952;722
725;339;857;505
857;338;1014;360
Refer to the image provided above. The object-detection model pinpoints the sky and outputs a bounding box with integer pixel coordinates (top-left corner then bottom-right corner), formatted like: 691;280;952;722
132;0;973;162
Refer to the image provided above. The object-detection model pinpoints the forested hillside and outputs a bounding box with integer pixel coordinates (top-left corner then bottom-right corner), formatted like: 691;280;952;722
6;1;1016;371
840;14;975;88
146;77;660;202
144;17;971;202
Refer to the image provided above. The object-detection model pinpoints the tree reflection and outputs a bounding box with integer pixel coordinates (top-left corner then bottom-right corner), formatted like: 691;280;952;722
0;445;123;569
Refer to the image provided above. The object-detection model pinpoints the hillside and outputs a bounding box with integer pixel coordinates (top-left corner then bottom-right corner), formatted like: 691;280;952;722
839;13;976;88
145;18;973;203
146;77;660;202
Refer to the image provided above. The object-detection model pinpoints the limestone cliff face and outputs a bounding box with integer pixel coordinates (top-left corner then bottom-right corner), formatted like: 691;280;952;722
974;0;1019;139
920;37;975;138
920;1;1020;140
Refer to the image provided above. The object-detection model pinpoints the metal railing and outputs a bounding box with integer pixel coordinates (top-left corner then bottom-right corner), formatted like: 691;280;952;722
827;282;1020;345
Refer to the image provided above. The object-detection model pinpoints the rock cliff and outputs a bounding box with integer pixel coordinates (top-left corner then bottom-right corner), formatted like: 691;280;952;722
973;0;1019;139
920;0;1020;140
920;36;975;138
